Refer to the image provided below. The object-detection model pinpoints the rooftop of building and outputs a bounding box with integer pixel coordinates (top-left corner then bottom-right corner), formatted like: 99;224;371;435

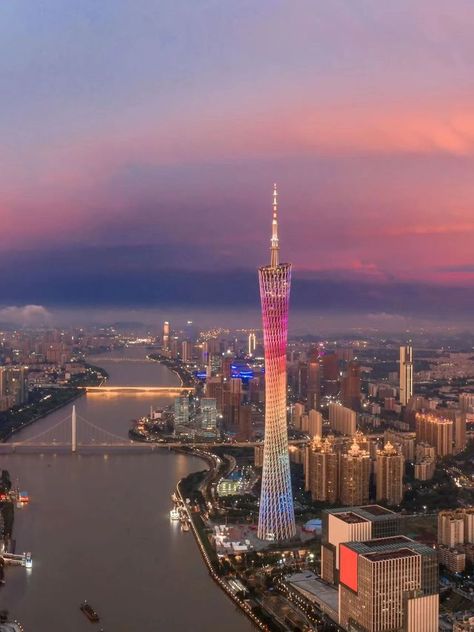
364;548;418;562
285;572;339;618
363;535;410;548
335;511;369;525
324;504;397;522
344;535;436;558
323;505;399;523
360;504;395;517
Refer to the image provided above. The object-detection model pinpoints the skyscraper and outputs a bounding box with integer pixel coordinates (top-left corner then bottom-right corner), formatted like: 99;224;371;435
341;360;361;411
399;344;413;406
248;332;257;356
162;321;170;352
306;347;321;411
257;185;296;542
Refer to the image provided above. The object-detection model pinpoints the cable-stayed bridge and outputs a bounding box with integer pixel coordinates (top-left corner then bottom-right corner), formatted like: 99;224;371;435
0;406;308;455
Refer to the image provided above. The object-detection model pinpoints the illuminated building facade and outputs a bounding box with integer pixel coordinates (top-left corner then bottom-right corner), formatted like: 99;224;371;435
415;411;453;457
339;536;438;632
376;441;404;506
248;332;257;355
257;185;296;541
162;321;170;352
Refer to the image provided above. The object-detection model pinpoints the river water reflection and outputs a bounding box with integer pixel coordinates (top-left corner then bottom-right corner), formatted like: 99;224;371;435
0;347;250;631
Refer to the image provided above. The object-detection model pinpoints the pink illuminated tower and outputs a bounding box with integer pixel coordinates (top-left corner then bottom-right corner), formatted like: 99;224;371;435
257;184;296;541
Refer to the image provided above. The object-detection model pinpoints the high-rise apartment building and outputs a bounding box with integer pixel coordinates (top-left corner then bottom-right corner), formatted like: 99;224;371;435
399;344;414;406
414;442;436;481
328;403;356;436
459;393;474;413
437;509;474;573
339;439;370;506
416;412;453;457
305;437;339;503
438;510;465;549
307;409;322;438
292;402;305;430
376;441;404;506
339;536;439;632
257;185;295;542
383;429;416;461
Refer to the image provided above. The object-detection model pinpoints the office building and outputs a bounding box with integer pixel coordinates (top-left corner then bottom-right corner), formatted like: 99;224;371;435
341;360;361;411
200;398;217;430
174;396;190;426
248;332;257;356
257;185;296;541
321;352;339;396
339;535;439;632
320;505;401;585
306;348;321;411
400;344;414;406
162;321;170;352
376;441;404;506
181;340;191;363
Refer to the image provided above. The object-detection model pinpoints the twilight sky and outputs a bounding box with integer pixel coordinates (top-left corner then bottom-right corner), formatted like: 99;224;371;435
2;0;474;327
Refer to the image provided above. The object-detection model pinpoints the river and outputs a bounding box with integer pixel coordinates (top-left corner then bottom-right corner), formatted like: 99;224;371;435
0;346;251;631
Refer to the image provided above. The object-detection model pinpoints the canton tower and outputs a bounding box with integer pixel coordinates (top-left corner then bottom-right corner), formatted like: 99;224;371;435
257;184;296;541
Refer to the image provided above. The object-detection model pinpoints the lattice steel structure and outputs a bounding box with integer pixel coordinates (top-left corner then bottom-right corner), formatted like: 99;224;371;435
257;185;296;541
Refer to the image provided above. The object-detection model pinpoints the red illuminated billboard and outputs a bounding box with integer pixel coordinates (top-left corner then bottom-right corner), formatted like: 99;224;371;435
340;544;358;592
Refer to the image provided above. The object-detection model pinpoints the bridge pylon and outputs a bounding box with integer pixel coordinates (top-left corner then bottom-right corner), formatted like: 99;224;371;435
71;405;77;453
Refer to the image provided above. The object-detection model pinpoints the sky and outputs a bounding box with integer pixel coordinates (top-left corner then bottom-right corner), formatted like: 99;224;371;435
2;0;474;330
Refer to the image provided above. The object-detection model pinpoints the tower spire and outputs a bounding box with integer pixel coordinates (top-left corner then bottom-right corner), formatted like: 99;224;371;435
270;183;279;267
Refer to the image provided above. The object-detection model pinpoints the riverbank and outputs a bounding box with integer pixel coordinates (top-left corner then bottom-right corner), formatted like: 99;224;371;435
147;353;196;388
0;363;108;442
1;347;249;632
176;463;269;632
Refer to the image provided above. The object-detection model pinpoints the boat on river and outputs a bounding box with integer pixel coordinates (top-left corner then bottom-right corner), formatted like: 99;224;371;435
80;601;100;622
169;508;180;520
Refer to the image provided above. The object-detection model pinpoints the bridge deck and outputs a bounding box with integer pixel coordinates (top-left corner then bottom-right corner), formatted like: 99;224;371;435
84;386;193;393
